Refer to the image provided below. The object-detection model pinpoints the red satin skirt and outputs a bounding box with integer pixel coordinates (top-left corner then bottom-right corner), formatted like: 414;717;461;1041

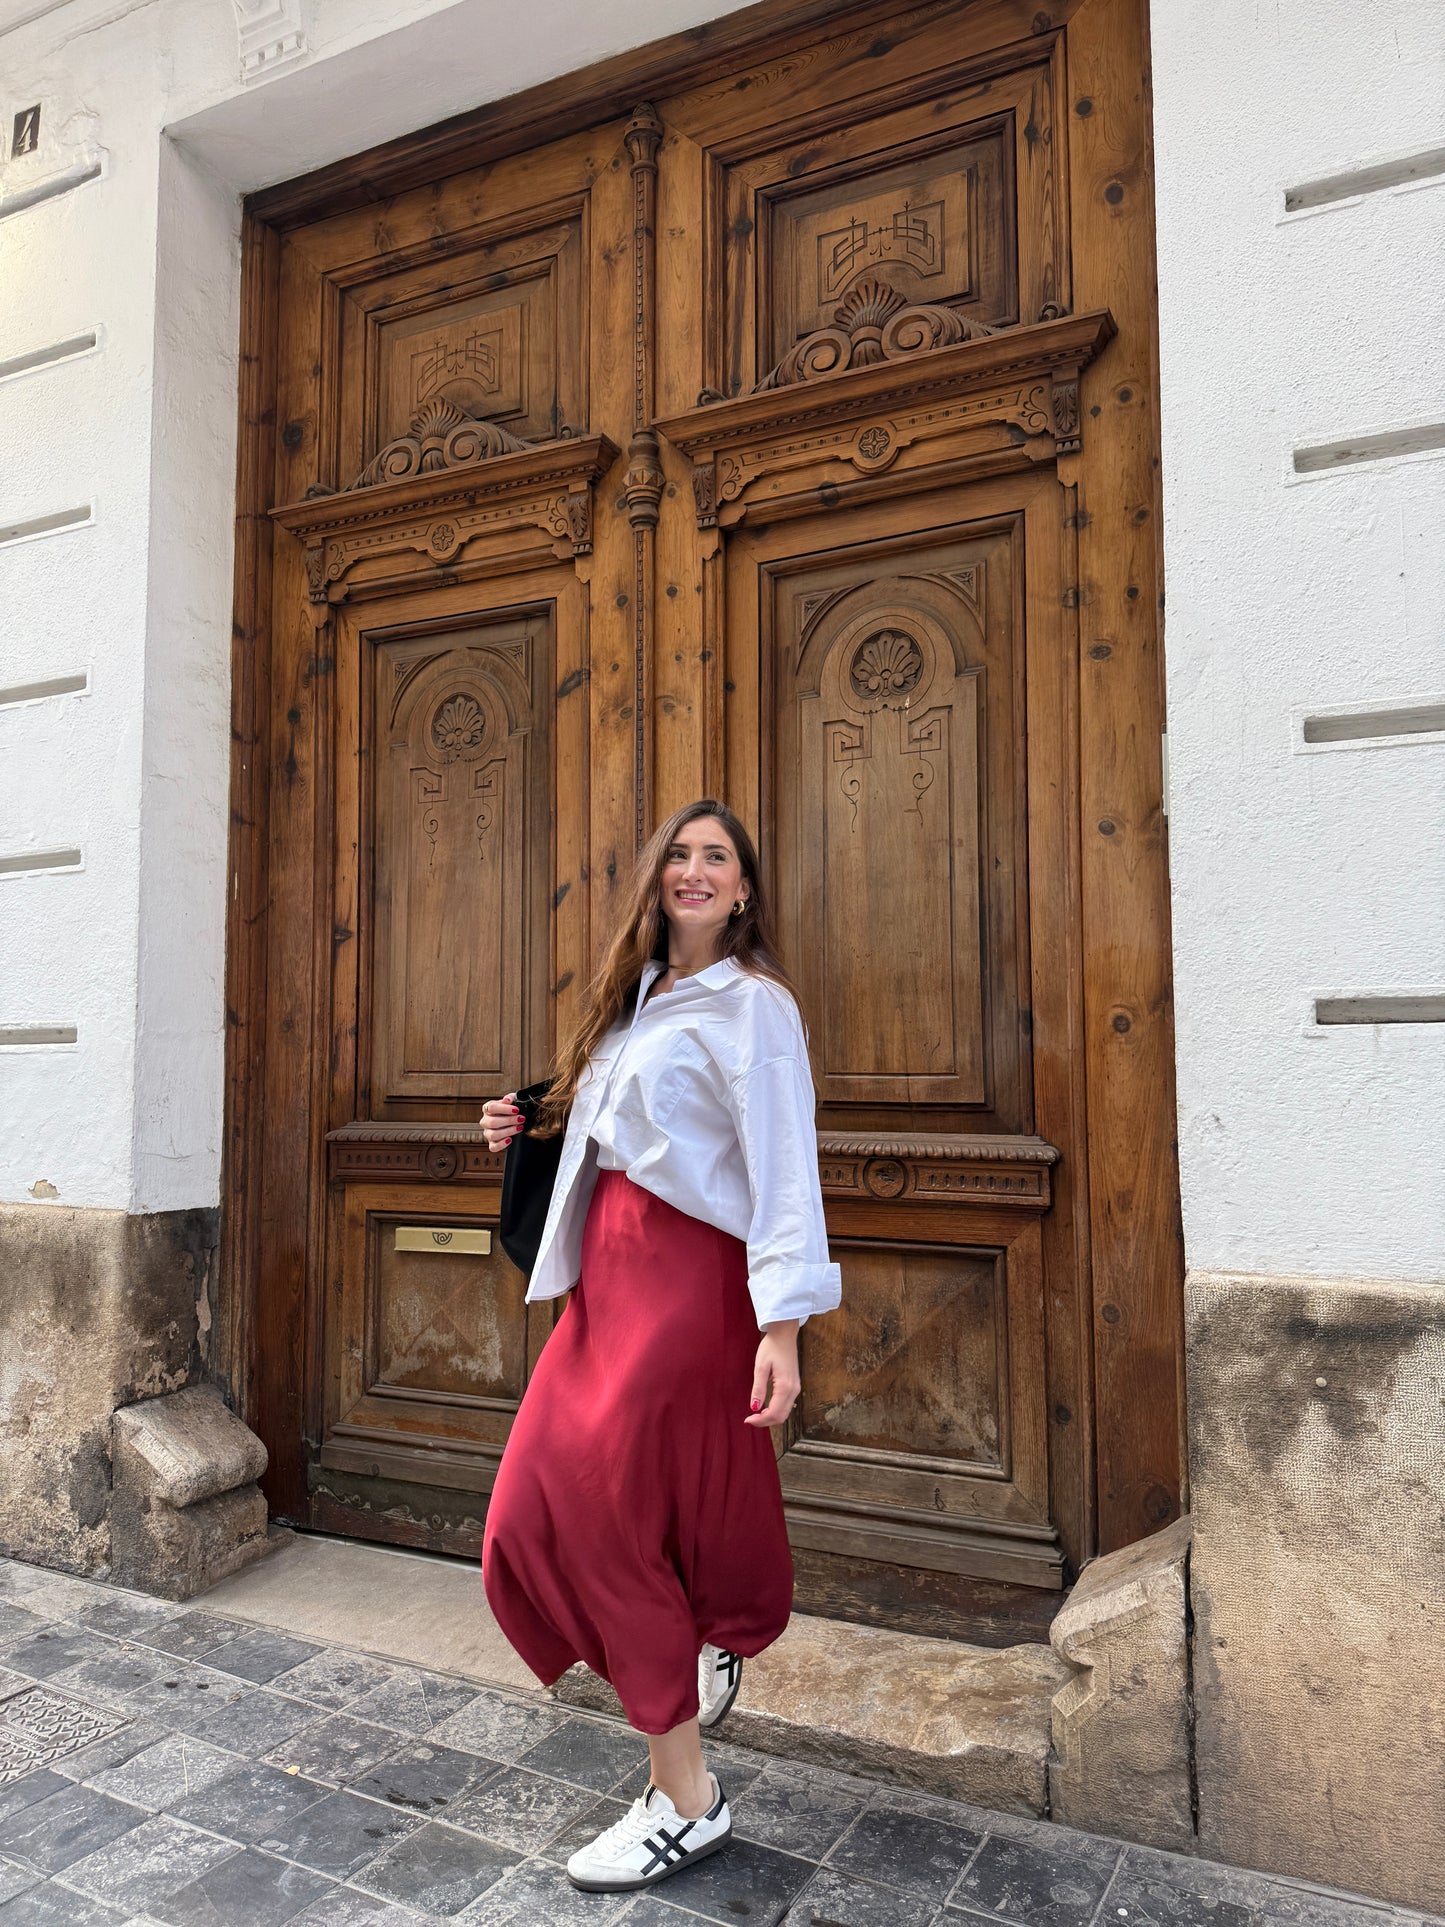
481;1166;794;1734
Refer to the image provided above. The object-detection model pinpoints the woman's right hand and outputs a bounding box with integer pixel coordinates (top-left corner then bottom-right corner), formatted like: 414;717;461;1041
481;1092;523;1155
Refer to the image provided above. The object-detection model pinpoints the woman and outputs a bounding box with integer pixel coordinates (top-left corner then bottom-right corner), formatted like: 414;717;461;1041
479;797;841;1895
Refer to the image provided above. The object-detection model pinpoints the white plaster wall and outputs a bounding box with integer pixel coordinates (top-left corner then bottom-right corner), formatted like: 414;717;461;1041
14;0;1438;1261
0;0;752;1212
1152;0;1445;1280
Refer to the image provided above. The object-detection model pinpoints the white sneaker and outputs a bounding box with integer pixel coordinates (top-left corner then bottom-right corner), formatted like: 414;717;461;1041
565;1772;731;1891
697;1642;743;1727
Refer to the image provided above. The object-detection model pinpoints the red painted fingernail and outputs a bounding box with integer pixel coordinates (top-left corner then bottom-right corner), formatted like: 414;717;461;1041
750;1399;762;1412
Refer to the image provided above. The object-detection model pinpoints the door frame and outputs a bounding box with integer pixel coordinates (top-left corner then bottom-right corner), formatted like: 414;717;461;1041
221;0;1185;1575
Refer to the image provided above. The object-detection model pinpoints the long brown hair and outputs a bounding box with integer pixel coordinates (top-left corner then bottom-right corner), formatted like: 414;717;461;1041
529;799;803;1138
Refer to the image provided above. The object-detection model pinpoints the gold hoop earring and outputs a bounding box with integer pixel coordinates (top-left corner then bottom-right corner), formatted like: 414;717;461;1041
732;899;746;917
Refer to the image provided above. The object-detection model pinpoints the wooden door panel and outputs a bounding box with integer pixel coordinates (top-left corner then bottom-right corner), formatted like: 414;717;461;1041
369;610;552;1113
803;1243;1006;1468
723;475;1075;1586
768;524;1027;1124
714;48;1065;396
338;206;589;470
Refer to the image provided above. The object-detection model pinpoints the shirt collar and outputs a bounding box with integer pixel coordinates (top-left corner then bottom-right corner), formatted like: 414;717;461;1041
631;954;742;1028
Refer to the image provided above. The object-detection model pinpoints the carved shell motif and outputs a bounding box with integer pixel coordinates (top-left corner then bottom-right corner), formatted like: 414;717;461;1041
756;274;998;391
431;694;486;760
849;629;924;701
349;399;533;491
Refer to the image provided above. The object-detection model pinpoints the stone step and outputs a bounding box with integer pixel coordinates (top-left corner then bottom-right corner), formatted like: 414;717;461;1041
549;1613;1070;1816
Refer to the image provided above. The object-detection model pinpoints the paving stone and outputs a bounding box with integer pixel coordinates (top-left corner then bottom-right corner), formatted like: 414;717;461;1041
202;1632;323;1687
426;1692;568;1766
170;1760;331;1846
71;1596;182;1643
126;1665;253;1733
355;1821;519;1916
0;1776;71;1829
348;1670;482;1738
0;1855;39;1903
349;1740;501;1817
1096;1846;1281;1927
265;1716;406;1788
55;1648;174;1702
443;1765;592;1853
615;1900;717;1925
949;1827;1122;1925
514;1716;646;1795
7;1575;104;1623
87;1734;237;1811
62;1812;237;1912
1;1632;110;1683
269;1652;398;1713
826;1802;983;1905
289;1889;426;1926
273;1789;420;1879
0;1781;145;1874
729;1760;871;1859
0;1881;130;1923
783;1863;940;1926
185;1687;319;1756
131;1613;248;1662
55;1722;170;1785
149;1846;333;1924
0;1611;47;1651
458;1852;635;1924
633;1835;813;1925
1259;1892;1408;1927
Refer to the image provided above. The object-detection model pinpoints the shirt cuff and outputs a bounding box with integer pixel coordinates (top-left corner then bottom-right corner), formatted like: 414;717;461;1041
747;1260;843;1333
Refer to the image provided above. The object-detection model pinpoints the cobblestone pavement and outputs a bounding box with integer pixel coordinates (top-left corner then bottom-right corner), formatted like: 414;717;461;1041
0;1558;1437;1927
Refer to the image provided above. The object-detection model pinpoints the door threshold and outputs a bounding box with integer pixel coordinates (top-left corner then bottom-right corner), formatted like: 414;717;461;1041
198;1526;1067;1818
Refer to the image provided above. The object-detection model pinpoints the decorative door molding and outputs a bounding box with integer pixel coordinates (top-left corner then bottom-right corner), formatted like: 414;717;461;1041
657;309;1113;531
271;421;617;605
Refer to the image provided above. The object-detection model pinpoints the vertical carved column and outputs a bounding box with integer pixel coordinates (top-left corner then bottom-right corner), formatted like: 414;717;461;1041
624;103;664;853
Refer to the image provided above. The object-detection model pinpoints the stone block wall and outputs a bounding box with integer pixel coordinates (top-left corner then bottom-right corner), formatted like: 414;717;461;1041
1187;1270;1445;1911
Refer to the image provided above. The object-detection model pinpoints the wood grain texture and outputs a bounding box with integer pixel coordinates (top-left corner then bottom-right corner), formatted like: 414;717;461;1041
1064;0;1185;1548
223;0;1181;1615
218;212;280;1432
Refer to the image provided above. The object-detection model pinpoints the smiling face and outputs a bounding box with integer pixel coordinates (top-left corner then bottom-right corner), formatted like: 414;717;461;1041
659;815;749;952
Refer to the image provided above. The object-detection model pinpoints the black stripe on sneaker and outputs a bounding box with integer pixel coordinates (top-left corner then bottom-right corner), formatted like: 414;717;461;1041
641;1819;696;1872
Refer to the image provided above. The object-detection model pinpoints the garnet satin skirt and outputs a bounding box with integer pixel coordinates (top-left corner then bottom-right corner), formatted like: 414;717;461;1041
481;1166;794;1734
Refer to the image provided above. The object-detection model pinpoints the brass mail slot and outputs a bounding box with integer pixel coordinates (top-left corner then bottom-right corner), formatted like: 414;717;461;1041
393;1225;492;1255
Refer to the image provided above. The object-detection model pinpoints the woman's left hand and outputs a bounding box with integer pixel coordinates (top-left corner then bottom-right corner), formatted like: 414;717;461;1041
745;1321;801;1427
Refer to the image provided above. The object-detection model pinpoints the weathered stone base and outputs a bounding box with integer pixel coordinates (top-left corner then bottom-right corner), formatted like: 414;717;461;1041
552;1612;1070;1814
1187;1269;1445;1912
111;1384;273;1600
1049;1514;1194;1850
0;1203;220;1573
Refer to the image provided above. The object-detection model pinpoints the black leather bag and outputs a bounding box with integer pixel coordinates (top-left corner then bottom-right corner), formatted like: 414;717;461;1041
498;1078;568;1276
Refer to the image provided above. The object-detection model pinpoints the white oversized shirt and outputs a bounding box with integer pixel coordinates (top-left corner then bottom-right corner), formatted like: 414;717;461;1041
523;956;843;1331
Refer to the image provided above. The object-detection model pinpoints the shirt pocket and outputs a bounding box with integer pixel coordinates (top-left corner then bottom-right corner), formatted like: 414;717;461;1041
612;1030;713;1131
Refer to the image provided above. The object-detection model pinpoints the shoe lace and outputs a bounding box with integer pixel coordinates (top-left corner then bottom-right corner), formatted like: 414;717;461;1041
593;1791;667;1860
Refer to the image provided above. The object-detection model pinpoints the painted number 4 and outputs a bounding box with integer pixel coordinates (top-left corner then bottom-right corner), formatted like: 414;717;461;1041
12;105;40;158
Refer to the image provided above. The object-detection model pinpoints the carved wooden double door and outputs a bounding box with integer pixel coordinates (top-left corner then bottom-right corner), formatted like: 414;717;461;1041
237;0;1182;1634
